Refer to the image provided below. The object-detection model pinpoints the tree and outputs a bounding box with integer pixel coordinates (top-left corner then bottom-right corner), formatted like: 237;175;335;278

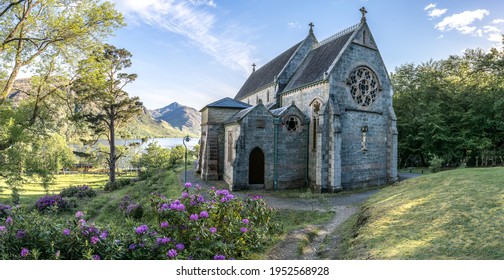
72;44;143;183
131;142;171;178
0;0;124;100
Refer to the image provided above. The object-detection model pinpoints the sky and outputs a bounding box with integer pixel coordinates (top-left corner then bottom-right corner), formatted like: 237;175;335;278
105;0;504;110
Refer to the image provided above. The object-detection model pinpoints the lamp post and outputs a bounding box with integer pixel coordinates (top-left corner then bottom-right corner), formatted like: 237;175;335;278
182;135;191;184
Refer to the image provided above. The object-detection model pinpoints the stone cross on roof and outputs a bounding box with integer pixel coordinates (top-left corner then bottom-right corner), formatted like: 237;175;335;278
360;7;367;22
252;63;256;72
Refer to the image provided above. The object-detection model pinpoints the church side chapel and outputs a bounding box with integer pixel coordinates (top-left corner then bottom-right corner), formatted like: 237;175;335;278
197;8;398;192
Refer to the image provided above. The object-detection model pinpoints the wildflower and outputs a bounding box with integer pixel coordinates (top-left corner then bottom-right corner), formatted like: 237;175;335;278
190;214;199;221
199;211;209;218
214;255;226;260
184;182;192;188
240;227;248;233
167;249;177;258
63;228;70;236
100;230;108;239
15;230;26;239
209;227;217;234
20;248;29;258
175;243;185;251
90;236;100;245
135;224;149;234
5;216;13;225
75;211;84;218
160;221;169;228
242;218;249;224
92;254;101;260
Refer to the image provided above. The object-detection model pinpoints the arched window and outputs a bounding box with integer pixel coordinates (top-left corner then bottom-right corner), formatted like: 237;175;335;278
227;132;233;162
311;100;321;150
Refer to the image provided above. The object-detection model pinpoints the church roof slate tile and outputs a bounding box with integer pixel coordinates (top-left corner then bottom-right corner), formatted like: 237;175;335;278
234;41;303;100
283;31;354;92
201;97;250;111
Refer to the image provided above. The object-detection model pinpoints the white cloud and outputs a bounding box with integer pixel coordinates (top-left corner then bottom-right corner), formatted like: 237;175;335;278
488;33;503;43
424;3;436;10
483;25;500;33
428;8;447;18
491;19;504;24
287;22;301;29
435;9;489;35
113;0;254;74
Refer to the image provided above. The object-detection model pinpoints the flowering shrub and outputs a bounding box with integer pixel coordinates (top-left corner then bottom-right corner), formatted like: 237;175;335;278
119;195;143;220
0;183;279;260
0;204;11;218
35;195;75;212
59;185;96;199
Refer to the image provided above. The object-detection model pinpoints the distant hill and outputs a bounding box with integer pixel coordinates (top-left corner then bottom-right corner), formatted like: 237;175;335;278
8;78;191;139
150;102;201;136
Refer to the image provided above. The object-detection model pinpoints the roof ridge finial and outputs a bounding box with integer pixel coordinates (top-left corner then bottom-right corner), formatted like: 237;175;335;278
360;7;367;22
309;22;314;33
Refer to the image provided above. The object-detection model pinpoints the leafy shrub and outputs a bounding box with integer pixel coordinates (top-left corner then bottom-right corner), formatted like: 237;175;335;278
429;155;444;173
60;185;97;199
1;183;279;260
35;195;75;212
0;204;12;218
104;178;132;192
119;195;143;220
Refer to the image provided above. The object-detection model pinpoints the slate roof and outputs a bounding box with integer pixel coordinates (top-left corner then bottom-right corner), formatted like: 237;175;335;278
234;41;302;100
283;31;354;92
201;97;250;112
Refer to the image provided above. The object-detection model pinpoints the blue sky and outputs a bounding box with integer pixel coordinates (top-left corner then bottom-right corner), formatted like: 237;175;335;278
107;0;504;110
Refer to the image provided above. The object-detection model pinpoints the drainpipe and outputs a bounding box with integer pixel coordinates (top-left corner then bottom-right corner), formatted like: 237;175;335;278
273;117;281;191
305;117;310;188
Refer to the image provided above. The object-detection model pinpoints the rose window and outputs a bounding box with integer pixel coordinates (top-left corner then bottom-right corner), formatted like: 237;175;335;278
349;67;379;106
286;116;300;132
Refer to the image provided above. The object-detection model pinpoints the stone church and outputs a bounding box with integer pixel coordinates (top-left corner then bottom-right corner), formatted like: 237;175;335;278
197;8;398;192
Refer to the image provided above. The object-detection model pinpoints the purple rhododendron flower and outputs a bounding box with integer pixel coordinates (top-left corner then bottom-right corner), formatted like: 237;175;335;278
78;219;86;226
156;237;171;245
242;218;249;224
15;230;26;239
190;214;199;221
197;195;205;203
129;244;136;250
90;236;99;244
63;228;70;236
92;254;101;260
20;248;29;257
240;227;248;233
175;243;185;251
209;227;217;234
214;255;226;260
100;231;108;239
199;211;209;218
5;216;13;225
167;249;177;258
160;221;169;228
184;182;192;188
0;225;6;233
135;224;149;234
181;192;189;198
75;211;84;218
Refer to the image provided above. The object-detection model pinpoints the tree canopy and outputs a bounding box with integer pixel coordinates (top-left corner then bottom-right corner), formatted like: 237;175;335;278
392;41;504;168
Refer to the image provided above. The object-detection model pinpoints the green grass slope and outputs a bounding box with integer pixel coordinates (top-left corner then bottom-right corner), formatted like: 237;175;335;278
340;167;504;259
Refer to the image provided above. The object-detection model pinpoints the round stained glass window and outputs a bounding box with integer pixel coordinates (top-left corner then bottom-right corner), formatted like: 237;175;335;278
286;116;300;132
349;67;379;107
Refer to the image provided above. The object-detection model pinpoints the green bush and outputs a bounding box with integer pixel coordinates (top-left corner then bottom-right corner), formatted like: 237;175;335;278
60;185;97;199
104;178;132;192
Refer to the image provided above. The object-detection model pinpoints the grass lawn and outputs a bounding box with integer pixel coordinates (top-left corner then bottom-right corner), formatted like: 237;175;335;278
0;173;135;205
338;167;504;259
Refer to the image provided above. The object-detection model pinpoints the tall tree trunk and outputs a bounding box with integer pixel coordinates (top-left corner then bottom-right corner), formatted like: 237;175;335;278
109;111;116;183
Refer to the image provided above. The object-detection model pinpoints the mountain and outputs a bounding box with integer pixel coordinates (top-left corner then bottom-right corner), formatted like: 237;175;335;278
150;102;201;136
